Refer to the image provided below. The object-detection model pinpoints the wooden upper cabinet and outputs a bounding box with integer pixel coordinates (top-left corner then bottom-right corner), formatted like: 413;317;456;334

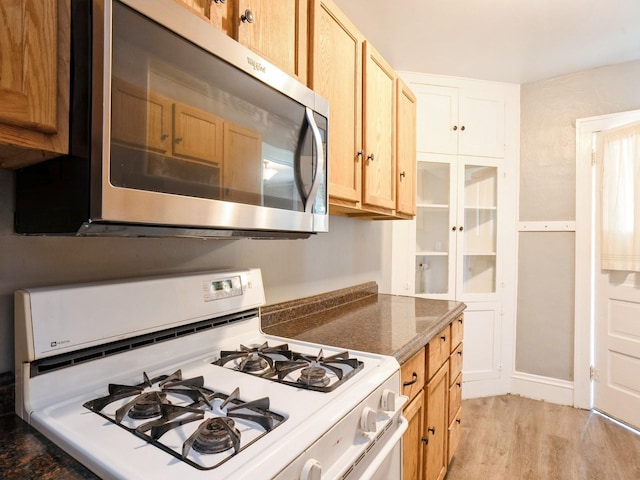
310;0;363;206
0;0;69;169
396;78;417;217
173;0;307;83
173;0;234;33
362;41;396;213
236;0;308;83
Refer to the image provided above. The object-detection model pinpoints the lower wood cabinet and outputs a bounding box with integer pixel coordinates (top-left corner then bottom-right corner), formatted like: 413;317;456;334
402;313;464;480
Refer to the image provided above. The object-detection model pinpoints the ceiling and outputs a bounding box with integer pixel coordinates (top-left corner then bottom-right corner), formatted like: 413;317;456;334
332;0;640;84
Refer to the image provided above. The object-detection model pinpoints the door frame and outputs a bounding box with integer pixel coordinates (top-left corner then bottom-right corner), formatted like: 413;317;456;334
575;109;640;409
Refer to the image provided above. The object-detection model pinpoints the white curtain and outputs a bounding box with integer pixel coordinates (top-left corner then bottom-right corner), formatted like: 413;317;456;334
599;121;640;271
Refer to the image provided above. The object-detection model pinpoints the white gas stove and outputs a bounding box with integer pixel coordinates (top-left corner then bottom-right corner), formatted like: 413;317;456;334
14;269;407;479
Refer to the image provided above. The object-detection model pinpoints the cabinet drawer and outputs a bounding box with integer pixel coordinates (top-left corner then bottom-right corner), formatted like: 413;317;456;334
401;348;426;401
427;325;451;380
449;342;463;385
448;408;462;463
448;373;462;424
451;314;464;351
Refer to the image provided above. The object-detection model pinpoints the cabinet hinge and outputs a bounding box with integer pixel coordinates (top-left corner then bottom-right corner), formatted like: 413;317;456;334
591;149;596;166
590;365;600;381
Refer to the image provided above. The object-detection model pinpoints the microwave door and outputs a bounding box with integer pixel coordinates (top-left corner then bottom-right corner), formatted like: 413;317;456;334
295;108;324;213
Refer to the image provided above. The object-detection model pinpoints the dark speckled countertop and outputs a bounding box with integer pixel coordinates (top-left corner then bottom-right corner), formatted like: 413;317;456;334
0;372;98;480
262;282;466;364
0;282;463;478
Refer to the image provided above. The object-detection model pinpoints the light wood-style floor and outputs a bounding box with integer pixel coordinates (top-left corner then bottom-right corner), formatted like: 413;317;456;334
445;395;640;480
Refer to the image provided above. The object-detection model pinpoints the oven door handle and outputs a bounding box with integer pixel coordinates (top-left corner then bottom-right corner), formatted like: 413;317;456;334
358;415;408;480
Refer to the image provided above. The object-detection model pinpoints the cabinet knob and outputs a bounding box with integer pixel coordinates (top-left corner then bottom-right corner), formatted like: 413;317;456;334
428;426;436;435
459;225;464;231
174;136;183;144
367;153;375;162
456;418;462;424
461;125;466;131
421;436;429;445
241;9;254;23
356;150;364;160
451;226;457;231
440;335;446;341
452;125;458;131
160;132;169;140
400;171;406;178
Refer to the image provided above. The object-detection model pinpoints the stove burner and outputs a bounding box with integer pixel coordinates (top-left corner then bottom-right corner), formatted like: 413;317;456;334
215;342;293;377
83;369;212;424
127;392;167;419
298;366;330;387
242;352;271;374
186;418;241;455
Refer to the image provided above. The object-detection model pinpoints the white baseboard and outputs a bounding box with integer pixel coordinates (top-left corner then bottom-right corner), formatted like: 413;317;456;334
510;371;574;406
461;379;510;399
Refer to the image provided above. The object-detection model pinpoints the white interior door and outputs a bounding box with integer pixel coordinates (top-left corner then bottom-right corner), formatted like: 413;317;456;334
593;123;640;430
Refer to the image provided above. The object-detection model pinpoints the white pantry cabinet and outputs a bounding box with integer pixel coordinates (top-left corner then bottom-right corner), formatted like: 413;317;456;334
393;72;519;398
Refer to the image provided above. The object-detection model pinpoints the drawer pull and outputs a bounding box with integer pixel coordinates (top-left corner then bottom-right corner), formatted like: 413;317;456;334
428;426;436;435
457;351;463;356
458;317;463;324
456;419;461;424
403;372;418;387
421;436;429;445
440;336;446;341
456;382;461;388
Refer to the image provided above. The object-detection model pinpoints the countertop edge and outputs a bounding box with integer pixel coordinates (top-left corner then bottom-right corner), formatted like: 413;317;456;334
394;302;467;364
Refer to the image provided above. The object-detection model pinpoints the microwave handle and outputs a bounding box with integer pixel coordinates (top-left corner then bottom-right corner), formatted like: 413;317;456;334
303;107;324;214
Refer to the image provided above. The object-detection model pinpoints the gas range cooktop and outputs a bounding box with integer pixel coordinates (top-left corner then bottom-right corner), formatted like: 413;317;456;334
14;268;406;479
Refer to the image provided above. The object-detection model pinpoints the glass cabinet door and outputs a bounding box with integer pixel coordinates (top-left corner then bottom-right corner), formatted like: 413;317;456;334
415;158;499;299
415;160;454;296
459;163;498;295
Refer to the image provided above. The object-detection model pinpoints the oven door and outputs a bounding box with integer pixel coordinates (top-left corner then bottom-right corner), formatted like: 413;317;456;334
91;0;328;235
349;415;408;480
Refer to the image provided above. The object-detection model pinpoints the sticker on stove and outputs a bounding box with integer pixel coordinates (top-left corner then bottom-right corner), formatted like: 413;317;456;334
50;339;70;348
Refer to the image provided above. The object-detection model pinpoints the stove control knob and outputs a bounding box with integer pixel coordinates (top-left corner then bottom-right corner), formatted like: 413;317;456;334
300;459;322;480
360;407;377;433
381;389;397;412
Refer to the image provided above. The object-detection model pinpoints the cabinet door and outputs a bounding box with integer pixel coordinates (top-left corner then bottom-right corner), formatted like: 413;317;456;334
310;0;363;205
237;0;307;82
0;0;69;168
111;79;172;154
415;160;456;297
424;361;449;480
457;88;505;158
403;391;425;480
172;0;233;34
172;103;224;164
456;158;499;297
362;41;395;212
413;84;458;155
396;78;417;217
222;121;262;205
0;0;57;133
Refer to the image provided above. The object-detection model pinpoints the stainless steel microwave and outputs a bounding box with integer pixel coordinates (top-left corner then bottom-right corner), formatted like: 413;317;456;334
15;0;328;239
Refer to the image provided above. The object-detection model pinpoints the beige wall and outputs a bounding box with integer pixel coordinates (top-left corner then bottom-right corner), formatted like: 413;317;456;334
517;59;640;380
0;169;393;373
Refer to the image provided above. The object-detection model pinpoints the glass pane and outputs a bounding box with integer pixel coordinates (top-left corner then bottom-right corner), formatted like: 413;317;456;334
417;162;449;205
463;165;497;294
416;255;449;295
109;2;323;213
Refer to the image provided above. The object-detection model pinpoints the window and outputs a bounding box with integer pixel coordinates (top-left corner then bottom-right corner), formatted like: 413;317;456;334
599;121;640;271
